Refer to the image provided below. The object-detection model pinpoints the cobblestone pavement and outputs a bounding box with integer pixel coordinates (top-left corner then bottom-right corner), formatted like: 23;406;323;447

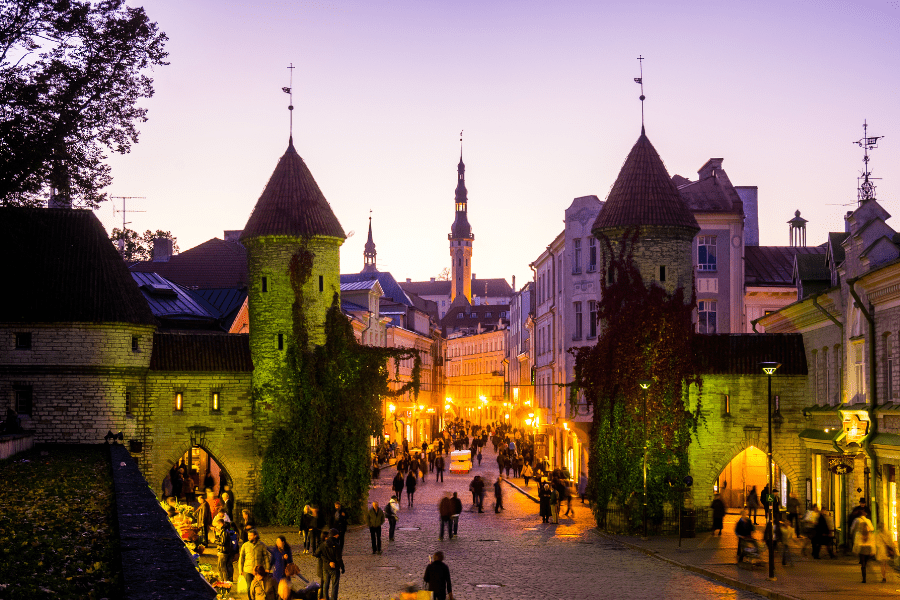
222;447;766;600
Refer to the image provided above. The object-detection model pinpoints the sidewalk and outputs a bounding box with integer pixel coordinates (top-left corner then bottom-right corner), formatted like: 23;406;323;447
502;476;900;600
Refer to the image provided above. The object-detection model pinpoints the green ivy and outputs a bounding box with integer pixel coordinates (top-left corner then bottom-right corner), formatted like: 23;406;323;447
571;229;702;530
259;242;421;525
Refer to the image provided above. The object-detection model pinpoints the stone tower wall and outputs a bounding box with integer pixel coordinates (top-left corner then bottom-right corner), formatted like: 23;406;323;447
597;226;696;298
450;238;473;303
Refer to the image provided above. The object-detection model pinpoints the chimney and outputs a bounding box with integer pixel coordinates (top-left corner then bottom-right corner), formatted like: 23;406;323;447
697;158;724;180
430;277;435;282
152;237;173;262
735;186;759;246
512;275;516;291
846;211;853;234
224;230;242;242
48;193;72;209
406;278;411;283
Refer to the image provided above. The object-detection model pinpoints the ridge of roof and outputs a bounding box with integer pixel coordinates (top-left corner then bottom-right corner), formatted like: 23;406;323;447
745;245;825;286
129;237;248;289
593;132;699;232
2;207;156;325
241;141;346;240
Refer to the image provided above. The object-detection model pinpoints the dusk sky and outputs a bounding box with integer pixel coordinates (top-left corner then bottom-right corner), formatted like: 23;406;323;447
100;0;900;289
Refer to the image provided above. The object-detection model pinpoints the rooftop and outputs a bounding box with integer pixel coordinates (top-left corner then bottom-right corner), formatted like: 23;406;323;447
745;245;826;287
129;237;248;289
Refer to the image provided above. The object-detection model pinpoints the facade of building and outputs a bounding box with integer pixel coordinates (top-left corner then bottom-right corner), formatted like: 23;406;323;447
444;327;507;427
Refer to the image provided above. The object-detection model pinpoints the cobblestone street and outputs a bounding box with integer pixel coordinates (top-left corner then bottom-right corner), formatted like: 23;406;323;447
242;447;766;600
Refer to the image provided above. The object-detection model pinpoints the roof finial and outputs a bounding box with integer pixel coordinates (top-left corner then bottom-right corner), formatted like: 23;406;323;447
283;63;295;143
635;55;645;134
460;130;464;161
853;119;883;204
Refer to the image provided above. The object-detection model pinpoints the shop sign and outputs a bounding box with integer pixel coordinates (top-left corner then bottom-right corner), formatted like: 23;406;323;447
827;455;854;474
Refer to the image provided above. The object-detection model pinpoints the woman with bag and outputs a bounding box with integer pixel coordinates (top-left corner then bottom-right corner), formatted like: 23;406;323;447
853;513;875;582
876;521;897;583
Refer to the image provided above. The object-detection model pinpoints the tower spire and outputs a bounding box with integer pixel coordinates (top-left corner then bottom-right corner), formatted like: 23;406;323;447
283;63;295;143
854;120;883;204
635;55;645;134
363;209;377;272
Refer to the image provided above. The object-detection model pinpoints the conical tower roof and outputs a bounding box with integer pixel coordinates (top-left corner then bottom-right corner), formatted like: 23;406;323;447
241;139;346;241
593;130;699;233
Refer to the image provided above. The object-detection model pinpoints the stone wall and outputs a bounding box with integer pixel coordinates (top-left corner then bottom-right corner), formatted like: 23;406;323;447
598;226;695;298
688;374;809;508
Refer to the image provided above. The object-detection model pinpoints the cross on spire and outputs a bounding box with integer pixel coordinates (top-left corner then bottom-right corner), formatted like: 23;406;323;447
635;55;646;133
282;63;295;141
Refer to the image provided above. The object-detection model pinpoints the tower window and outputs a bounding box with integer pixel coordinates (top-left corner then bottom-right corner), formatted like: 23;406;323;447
458;258;461;267
211;391;221;412
125;390;135;415
132;335;140;352
262;277;268;292
278;334;284;350
174;392;183;412
697;236;717;271
319;275;324;292
15;332;31;349
659;265;666;282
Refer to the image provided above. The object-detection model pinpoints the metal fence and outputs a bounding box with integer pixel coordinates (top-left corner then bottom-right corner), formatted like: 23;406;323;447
595;505;712;536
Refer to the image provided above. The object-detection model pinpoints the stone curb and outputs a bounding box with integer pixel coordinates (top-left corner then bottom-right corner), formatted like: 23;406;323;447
501;477;539;503
591;530;806;600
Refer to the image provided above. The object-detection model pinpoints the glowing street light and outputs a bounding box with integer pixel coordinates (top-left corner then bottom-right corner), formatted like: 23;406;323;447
638;379;652;539
388;403;396;414
759;361;781;581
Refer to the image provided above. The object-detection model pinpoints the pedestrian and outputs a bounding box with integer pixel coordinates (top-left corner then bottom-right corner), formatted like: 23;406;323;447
313;528;344;600
328;502;348;550
494;476;504;513
522;462;533;486
309;505;323;555
801;503;819;555
711;493;726;536
238;529;271;600
213;516;235;584
777;520;794;566
269;535;293;587
393;471;405;498
420;455;428;482
405;471;418;508
853;512;875;582
366;501;385;554
439;493;453;540
550;484;560;524
577;472;588;504
450;492;462;538
539;483;552;523
746;486;759;525
386;494;400;541
240;509;256;544
735;510;757;563
193;494;213;544
249;565;276;600
423;551;453;600
876;521;897;583
222;488;235;522
300;505;314;554
470;475;485;513
435;454;445;482
786;492;800;536
563;482;574;517
812;507;836;559
477;449;483;466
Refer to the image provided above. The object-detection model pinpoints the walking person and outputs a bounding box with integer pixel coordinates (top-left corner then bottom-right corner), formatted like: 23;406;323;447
812;507;836;559
735;510;756;563
563;482;574;517
269;535;292;587
450;492;462;538
853;512;875;582
786;492;801;536
493;476;504;513
314;528;344;600
423;551;454;600
435;454;445;483
876;521;897;583
248;565;276;600
300;505;314;554
213;516;235;584
194;494;213;544
386;494;400;541
393;471;405;498
328;502;348;551
539;483;552;523
711;493;726;536
522;462;533;487
366;501;385;554
405;470;418;508
309;506;323;555
238;529;271;600
747;486;760;525
577;472;587;503
439;493;453;540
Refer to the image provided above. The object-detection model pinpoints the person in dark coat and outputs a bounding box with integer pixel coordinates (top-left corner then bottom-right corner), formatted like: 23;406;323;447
239;508;255;544
439;494;453;540
711;493;726;536
170;465;183;501
450;492;462;537
194;495;213;545
269;535;293;586
435;455;445;482
735;509;756;562
746;486;760;524
539;483;552;523
423;551;453;600
366;501;385;554
393;471;405;498
812;508;836;559
493;476;504;513
328;502;348;550
314;529;344;600
404;471;417;508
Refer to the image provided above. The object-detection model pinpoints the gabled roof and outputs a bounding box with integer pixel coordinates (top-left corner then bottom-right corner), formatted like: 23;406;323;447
340;279;380;292
341;271;412;306
828;232;848;267
194;288;248;330
241;139;345;241
692;333;807;375
794;254;831;298
400;278;513;298
745;245;826;286
131;272;220;328
130;237;248;289
674;172;743;214
1;207;156;325
149;332;253;371
593;130;699;232
440;302;509;336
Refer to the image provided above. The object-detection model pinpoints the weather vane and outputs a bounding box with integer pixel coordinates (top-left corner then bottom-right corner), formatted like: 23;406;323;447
854;120;883;204
282;63;295;139
635;55;645;130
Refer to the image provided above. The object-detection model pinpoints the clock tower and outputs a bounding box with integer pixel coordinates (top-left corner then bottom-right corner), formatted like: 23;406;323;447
449;151;474;303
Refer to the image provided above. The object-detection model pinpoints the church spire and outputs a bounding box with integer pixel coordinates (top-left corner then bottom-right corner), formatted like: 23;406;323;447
449;132;474;303
362;210;377;273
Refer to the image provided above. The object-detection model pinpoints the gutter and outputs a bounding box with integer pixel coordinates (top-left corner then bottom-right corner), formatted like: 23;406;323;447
847;277;878;528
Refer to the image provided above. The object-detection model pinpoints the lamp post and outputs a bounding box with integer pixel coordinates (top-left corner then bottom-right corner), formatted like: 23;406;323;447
638;380;652;539
760;361;781;581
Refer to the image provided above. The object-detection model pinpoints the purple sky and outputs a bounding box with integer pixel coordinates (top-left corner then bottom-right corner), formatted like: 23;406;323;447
101;0;900;288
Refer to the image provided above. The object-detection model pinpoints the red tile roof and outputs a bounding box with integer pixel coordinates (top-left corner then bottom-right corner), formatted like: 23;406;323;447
130;238;248;289
241;139;345;240
2;208;156;325
593;130;699;232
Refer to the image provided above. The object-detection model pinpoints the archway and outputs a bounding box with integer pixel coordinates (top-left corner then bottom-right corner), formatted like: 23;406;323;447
162;445;233;502
714;445;791;511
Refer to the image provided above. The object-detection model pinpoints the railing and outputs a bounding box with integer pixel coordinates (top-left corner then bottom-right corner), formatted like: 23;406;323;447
595;504;711;536
0;432;34;460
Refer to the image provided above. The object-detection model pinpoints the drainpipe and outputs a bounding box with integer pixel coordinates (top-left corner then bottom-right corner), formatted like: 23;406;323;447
750;315;763;333
847;277;878;528
812;294;844;334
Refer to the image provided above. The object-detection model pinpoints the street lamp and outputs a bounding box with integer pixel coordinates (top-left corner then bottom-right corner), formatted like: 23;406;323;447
760;361;781;581
638;379;652;539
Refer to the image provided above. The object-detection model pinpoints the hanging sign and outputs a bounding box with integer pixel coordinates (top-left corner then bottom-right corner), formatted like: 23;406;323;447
827;455;854;474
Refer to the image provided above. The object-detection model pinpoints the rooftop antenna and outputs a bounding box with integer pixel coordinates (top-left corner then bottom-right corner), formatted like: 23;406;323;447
110;196;146;231
853;120;883;204
282;63;295;141
635;55;645;133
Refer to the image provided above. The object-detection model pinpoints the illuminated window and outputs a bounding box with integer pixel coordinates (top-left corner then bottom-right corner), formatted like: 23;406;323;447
698;236;717;271
211;391;221;412
174;392;183;412
698;300;717;334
